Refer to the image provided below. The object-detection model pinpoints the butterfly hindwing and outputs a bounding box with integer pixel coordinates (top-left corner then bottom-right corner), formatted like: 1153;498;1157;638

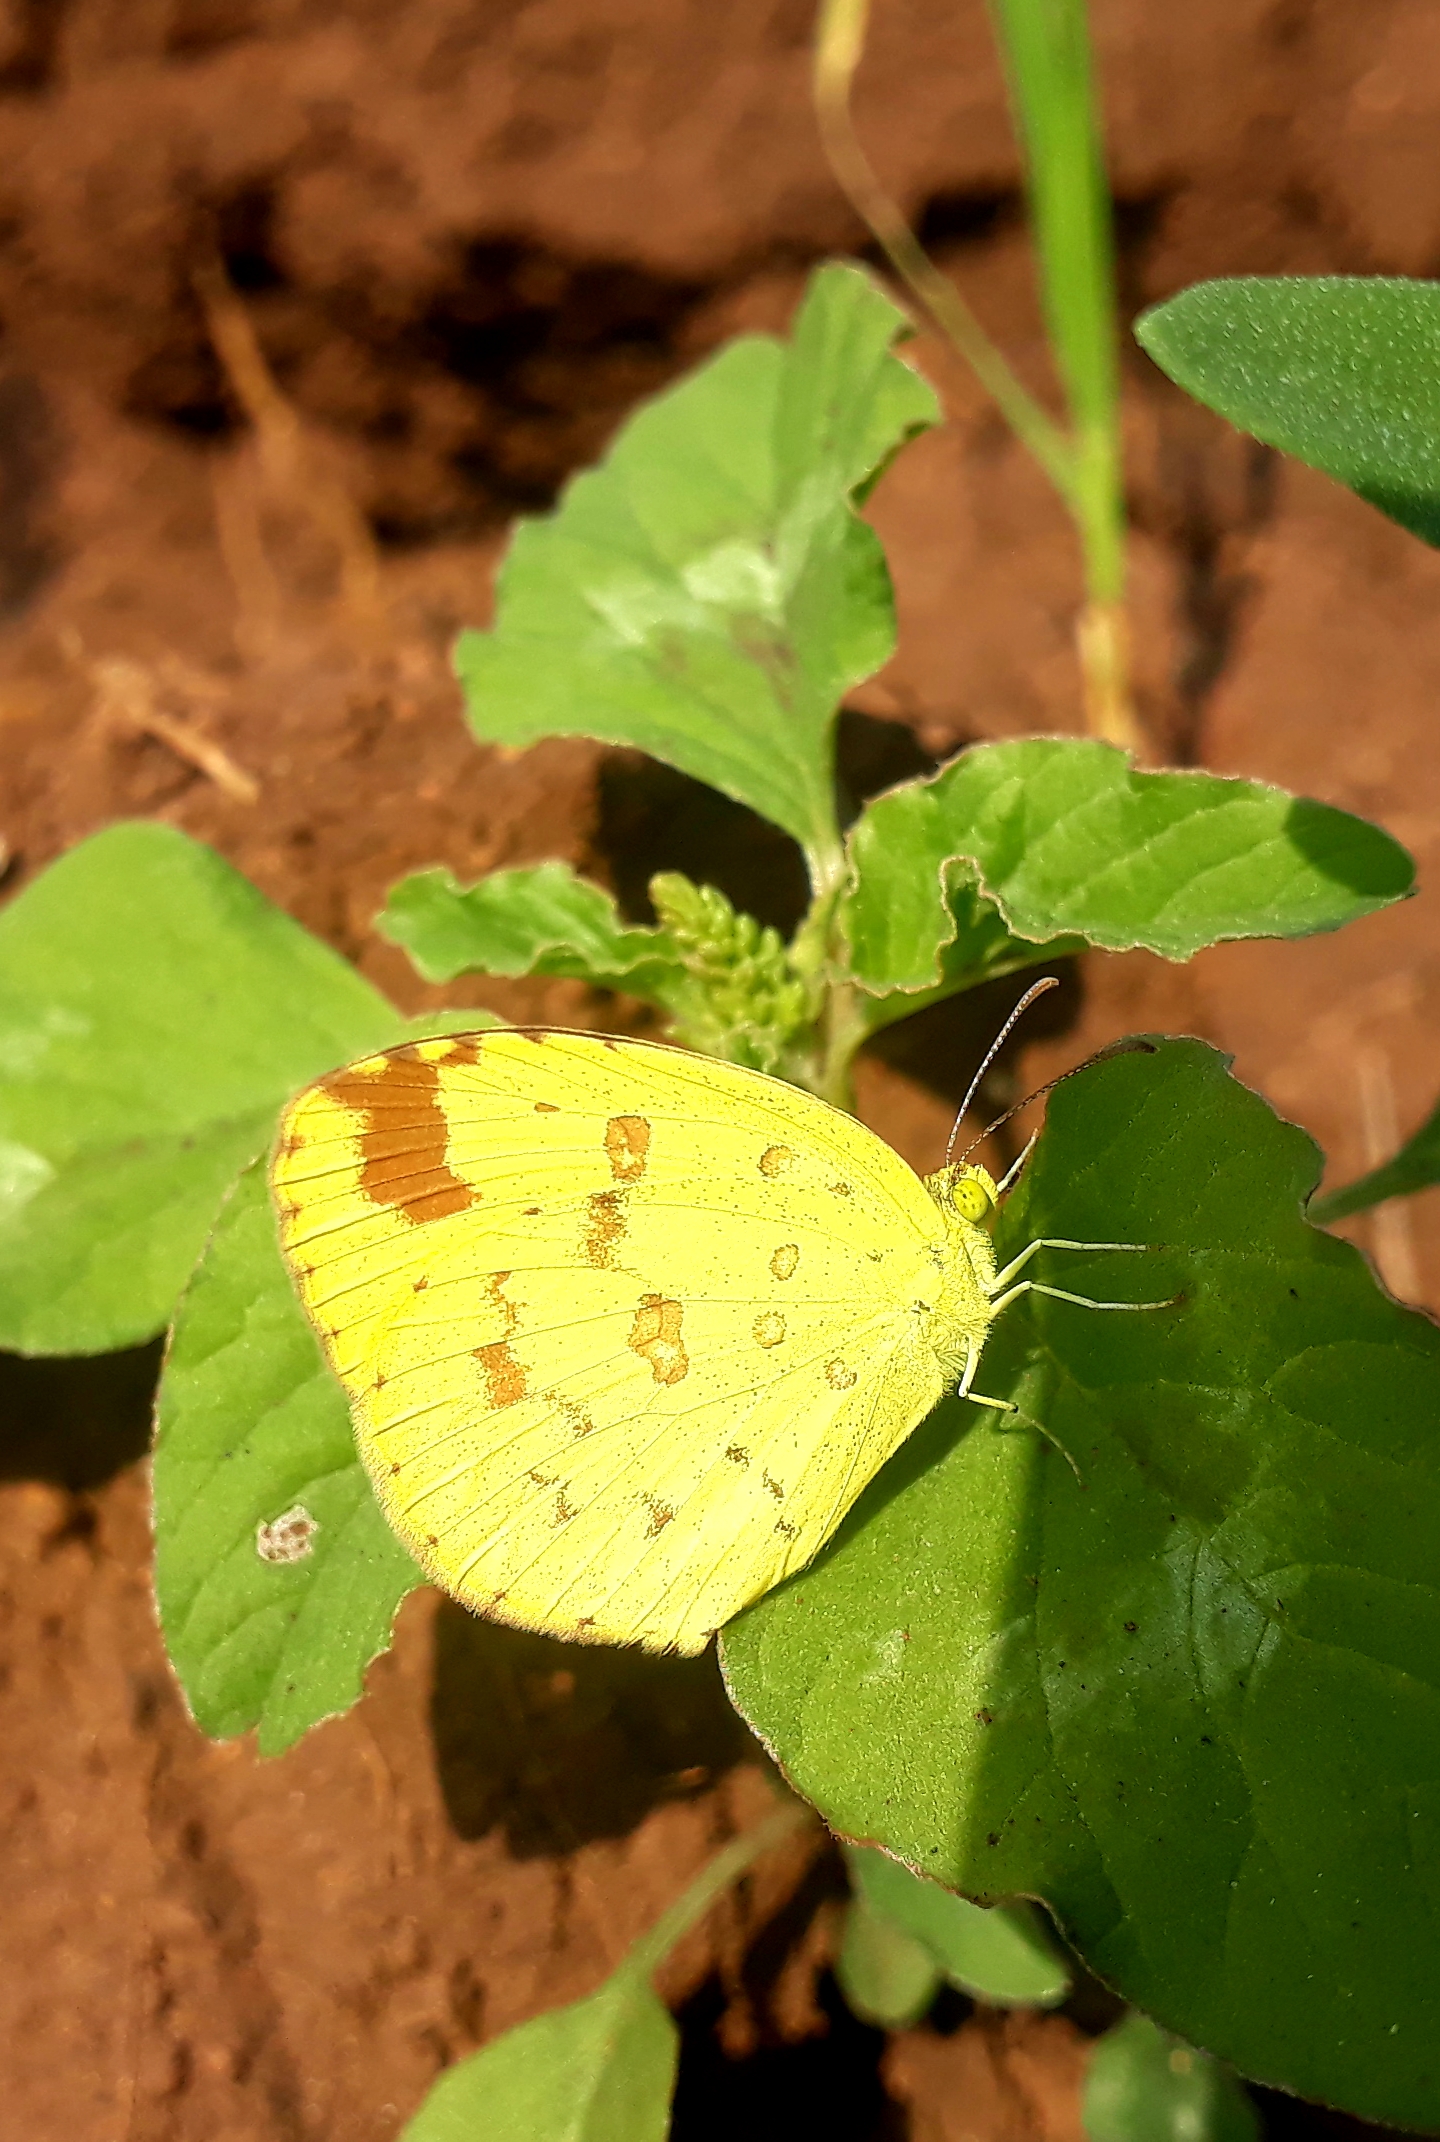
273;1029;951;1651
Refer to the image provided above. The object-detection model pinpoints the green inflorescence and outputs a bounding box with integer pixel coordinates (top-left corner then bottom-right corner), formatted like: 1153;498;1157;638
648;872;816;1075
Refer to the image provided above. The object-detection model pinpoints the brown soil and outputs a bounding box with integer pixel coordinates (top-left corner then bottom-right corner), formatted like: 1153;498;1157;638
3;4;1440;2137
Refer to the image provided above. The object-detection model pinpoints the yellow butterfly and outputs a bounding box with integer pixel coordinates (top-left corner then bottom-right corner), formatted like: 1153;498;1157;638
270;987;1157;1653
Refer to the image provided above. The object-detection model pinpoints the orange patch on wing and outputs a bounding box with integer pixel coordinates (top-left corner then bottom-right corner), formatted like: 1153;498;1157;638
476;1340;527;1409
753;1311;786;1348
604;1114;651;1182
486;1269;518;1334
759;1144;795;1178
584;1188;627;1268
535;1101;559;1113
323;1049;475;1225
629;1294;689;1385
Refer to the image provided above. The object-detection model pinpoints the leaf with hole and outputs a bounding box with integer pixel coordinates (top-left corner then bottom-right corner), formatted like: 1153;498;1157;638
153;1158;426;1756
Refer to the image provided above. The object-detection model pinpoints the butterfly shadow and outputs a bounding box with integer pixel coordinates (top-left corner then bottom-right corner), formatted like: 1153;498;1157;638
0;1341;160;1491
430;1605;757;1857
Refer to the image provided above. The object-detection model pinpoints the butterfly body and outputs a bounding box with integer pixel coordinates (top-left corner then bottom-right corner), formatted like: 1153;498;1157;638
271;1030;1039;1653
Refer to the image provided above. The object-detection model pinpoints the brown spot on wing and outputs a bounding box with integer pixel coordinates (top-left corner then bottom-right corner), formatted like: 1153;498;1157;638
829;1180;854;1198
552;1395;596;1437
535;1101;560;1113
753;1311;786;1348
763;1471;785;1501
759;1144;795;1178
826;1360;857;1390
775;1518;799;1539
725;1445;750;1466
643;1494;676;1534
604;1114;651;1182
584;1188;627;1268
441;1037;482;1065
486;1269;518;1335
770;1243;799;1280
553;1491;576;1526
629;1295;688;1385
323;1050;475;1224
476;1340;526;1409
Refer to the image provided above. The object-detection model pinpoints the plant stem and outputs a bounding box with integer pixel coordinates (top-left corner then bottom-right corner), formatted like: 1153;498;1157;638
811;0;1142;753
986;0;1138;751
814;0;1075;500
626;1798;812;1983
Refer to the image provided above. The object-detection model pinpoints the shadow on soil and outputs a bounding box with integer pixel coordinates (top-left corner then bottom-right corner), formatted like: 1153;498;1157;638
0;1340;160;1489
431;1600;754;1855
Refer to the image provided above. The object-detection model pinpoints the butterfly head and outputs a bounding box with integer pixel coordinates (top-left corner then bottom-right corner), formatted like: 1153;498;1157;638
930;1162;998;1225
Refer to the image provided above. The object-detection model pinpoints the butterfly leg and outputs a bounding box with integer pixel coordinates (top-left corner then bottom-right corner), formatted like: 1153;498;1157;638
989;1236;1149;1293
957;1338;1016;1414
989;1278;1172;1316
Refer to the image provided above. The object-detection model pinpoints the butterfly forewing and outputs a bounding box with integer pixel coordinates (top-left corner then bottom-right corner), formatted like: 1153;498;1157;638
272;1029;951;1651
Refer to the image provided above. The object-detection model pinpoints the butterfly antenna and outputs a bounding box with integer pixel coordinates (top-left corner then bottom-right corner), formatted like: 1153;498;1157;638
956;1035;1158;1167
942;976;1060;1173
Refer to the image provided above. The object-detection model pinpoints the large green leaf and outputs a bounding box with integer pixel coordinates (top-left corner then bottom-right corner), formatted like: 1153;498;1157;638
723;1039;1440;2126
454;261;939;873
0;823;399;1354
154;1159;424;1756
1136;278;1440;546
401;1966;676;2142
843;740;1413;1002
1311;1088;1440;1224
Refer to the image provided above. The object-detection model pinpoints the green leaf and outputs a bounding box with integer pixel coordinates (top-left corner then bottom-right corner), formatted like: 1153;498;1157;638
843;740;1412;1004
1311;1089;1440;1224
845;1846;1070;2007
379;861;682;997
723;1039;1440;2126
1083;2014;1259;2142
0;823;400;1355
454;261;939;872
153;1159;424;1755
836;1891;943;2029
1136;278;1440;547
400;1965;677;2142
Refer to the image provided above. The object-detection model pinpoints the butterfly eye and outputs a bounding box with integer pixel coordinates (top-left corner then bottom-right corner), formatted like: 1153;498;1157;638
951;1174;994;1223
